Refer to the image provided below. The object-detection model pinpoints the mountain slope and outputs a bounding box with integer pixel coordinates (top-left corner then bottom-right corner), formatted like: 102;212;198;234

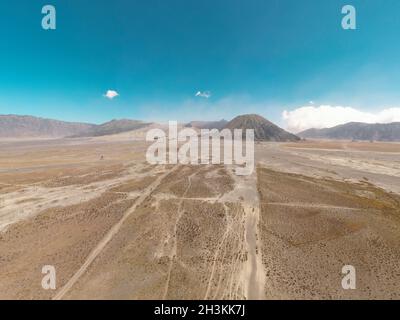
0;115;94;138
73;119;152;137
0;115;152;139
224;114;300;141
185;120;228;130
298;122;400;141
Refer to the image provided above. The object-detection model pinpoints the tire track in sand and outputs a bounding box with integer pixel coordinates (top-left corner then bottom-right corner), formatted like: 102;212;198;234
53;166;179;300
227;168;266;300
243;204;265;300
162;172;195;299
221;168;266;300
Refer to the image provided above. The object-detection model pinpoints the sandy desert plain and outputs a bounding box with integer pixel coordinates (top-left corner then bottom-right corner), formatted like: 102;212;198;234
0;134;400;300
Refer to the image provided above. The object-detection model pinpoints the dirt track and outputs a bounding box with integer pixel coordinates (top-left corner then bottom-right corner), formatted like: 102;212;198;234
53;166;179;300
1;138;399;299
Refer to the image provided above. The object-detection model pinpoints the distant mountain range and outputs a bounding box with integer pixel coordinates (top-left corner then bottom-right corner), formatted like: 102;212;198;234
225;114;300;142
0;114;300;141
0;115;151;139
0;115;95;138
72;119;151;137
298;122;400;141
7;114;400;142
185;120;228;130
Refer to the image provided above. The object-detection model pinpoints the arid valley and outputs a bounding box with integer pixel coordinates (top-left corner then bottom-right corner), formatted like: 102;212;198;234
1;134;399;300
3;0;400;306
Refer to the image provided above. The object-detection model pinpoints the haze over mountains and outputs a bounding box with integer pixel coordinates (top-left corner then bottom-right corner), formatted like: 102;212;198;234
8;114;400;142
0;115;94;138
225;114;300;142
73;119;151;137
0;115;152;139
0;114;300;141
185;120;228;130
299;122;400;141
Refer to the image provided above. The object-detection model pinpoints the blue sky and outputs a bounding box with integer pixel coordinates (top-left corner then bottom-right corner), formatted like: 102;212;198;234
1;0;400;128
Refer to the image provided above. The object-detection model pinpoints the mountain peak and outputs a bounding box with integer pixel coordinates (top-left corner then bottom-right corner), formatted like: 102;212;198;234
225;114;300;141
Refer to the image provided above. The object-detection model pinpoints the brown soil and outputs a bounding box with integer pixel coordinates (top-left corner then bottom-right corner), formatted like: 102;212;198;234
257;167;400;299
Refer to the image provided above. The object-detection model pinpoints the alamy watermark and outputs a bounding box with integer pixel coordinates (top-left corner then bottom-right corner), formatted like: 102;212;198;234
146;121;255;176
341;265;356;290
342;5;356;30
40;4;356;31
41;265;56;290
41;5;56;30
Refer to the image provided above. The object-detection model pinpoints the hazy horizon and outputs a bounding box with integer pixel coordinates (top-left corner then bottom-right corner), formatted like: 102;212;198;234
1;0;400;131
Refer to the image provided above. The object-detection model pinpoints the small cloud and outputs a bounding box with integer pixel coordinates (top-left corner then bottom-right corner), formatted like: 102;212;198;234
103;90;119;99
309;100;314;105
195;91;211;99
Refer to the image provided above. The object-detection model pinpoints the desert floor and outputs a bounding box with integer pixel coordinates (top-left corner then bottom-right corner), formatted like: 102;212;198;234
0;138;399;299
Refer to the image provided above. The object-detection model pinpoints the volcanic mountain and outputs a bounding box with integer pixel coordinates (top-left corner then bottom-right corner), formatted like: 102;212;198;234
298;122;400;141
224;114;300;141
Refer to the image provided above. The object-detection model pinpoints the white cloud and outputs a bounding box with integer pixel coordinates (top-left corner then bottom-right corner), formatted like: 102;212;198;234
282;105;400;133
104;90;119;99
195;91;211;99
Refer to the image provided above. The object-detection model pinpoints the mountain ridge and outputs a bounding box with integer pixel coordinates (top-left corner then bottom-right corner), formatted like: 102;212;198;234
0;115;152;139
0;114;95;138
299;122;400;141
184;120;228;130
72;119;152;137
224;114;300;141
0;114;300;141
